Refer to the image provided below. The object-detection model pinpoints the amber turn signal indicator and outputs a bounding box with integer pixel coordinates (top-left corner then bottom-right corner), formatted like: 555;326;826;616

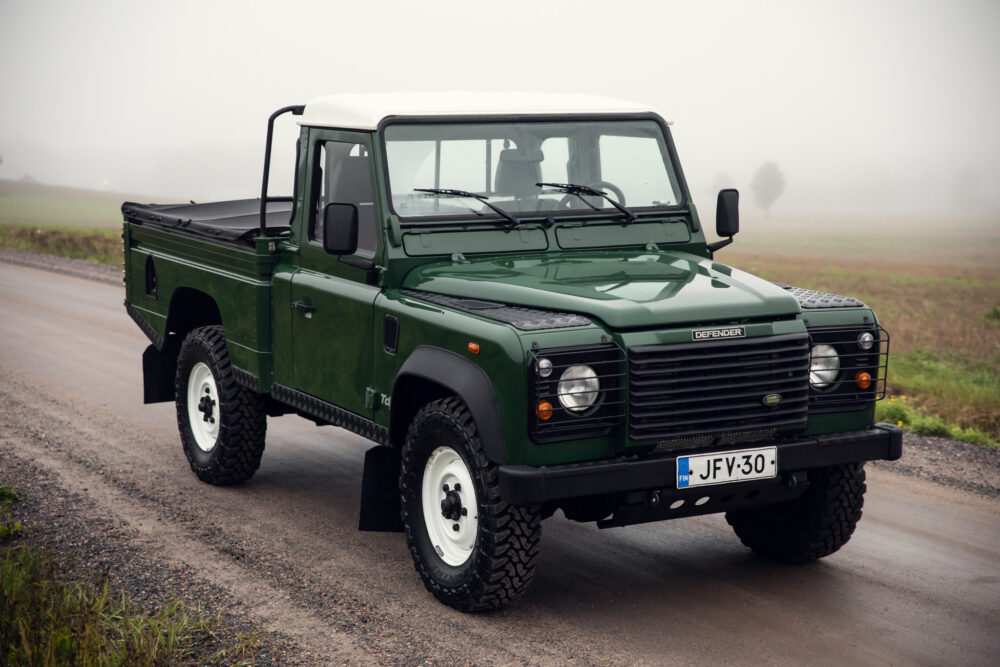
855;371;872;389
535;400;553;420
468;342;480;355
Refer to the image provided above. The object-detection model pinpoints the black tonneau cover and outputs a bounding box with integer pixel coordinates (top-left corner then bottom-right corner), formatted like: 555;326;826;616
121;199;292;242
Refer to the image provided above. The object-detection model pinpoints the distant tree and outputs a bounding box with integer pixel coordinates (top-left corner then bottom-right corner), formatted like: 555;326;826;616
750;161;785;216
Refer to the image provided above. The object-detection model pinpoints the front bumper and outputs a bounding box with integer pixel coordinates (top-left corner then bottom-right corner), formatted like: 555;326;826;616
498;422;902;506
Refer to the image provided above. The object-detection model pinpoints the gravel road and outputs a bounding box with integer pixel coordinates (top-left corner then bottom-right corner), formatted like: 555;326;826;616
2;251;999;665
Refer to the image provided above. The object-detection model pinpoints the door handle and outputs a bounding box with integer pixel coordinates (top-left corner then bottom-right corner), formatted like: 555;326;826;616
292;300;317;314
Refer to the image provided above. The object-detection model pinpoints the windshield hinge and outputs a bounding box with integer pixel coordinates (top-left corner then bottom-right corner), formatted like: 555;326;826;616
451;253;469;264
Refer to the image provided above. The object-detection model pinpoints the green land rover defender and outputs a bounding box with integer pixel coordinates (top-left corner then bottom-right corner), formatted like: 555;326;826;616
123;93;900;611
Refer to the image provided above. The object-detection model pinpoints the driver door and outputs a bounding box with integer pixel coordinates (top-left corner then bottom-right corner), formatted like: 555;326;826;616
288;131;381;417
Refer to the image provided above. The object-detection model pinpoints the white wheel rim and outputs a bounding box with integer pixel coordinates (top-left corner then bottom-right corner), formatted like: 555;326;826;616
421;446;478;566
186;362;220;452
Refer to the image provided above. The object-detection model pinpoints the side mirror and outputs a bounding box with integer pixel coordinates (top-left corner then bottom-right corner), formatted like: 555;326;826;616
716;188;739;237
323;203;358;255
707;189;739;254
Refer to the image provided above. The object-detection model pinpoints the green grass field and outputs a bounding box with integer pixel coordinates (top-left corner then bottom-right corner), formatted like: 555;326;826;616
0;179;140;228
2;179;998;444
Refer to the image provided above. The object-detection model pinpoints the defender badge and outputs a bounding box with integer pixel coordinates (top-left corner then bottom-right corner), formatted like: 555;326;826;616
762;393;783;407
692;326;746;341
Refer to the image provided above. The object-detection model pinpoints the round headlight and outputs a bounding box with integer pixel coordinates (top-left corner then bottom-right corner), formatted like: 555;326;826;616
809;344;840;389
557;365;599;413
857;332;875;350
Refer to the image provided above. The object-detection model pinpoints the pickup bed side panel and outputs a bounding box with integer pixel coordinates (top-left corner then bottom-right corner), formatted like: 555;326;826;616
125;224;277;384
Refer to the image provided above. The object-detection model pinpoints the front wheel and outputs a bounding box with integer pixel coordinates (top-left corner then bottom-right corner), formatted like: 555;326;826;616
400;397;542;611
175;325;266;485
726;463;867;562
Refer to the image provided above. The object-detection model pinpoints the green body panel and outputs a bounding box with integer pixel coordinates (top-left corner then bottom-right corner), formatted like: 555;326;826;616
123;114;886;470
371;290;528;432
401;250;801;330
802;407;875;435
288;268;379;416
125;224;278;380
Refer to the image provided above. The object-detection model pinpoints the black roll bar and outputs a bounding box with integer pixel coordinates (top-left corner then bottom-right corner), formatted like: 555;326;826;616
259;104;305;236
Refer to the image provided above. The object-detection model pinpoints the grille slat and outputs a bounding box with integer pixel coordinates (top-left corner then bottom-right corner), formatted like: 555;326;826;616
631;361;809;387
632;375;806;399
629;333;810;443
632;356;806;375
630;341;809;365
633;384;809;408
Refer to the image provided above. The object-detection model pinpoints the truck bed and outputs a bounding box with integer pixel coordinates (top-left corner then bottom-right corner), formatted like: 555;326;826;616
122;198;293;242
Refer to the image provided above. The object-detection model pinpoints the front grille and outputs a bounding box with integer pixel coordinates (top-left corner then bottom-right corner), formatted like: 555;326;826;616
629;333;810;443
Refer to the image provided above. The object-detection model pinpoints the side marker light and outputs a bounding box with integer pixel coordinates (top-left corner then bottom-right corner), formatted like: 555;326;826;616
468;342;480;355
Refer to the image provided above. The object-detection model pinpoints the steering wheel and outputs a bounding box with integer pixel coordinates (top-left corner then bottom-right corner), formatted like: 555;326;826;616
556;181;627;210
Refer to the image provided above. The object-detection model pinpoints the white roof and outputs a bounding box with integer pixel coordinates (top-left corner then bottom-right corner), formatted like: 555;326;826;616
298;92;663;130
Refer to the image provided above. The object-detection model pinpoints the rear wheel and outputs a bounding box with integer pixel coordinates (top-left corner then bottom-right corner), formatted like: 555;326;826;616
726;463;866;562
400;397;542;611
175;326;266;485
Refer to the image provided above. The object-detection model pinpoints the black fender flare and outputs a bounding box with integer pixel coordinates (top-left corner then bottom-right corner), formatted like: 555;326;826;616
392;345;508;464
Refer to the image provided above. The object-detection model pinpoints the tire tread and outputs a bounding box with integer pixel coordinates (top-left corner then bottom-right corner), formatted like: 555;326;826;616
726;463;866;562
400;397;542;611
175;325;266;485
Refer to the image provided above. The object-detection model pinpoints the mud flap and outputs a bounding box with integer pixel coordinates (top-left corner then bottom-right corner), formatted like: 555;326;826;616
359;445;404;532
143;344;176;404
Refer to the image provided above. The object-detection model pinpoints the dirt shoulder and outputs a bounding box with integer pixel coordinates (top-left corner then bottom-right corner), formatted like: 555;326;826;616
0;246;120;285
0;451;304;665
871;434;1000;499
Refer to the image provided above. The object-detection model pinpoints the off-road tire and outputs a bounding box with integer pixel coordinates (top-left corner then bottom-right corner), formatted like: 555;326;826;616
400;397;542;611
175;325;266;485
726;463;866;562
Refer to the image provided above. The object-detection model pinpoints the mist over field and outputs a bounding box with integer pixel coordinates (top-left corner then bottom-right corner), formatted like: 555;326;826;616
1;0;998;221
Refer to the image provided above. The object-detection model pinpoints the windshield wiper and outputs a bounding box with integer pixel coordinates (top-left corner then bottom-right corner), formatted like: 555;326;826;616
536;182;637;223
414;188;521;229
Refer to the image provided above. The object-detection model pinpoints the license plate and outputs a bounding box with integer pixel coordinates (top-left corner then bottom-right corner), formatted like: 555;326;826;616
677;446;777;489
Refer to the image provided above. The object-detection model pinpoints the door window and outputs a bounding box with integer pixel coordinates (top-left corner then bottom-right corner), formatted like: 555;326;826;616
311;141;377;257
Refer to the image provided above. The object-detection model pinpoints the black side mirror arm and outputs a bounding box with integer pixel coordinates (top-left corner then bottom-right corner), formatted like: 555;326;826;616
706;237;734;254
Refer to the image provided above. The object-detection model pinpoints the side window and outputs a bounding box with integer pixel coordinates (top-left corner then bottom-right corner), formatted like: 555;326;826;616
311;141;377;258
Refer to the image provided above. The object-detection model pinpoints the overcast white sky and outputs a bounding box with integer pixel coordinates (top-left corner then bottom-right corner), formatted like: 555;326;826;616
1;0;998;214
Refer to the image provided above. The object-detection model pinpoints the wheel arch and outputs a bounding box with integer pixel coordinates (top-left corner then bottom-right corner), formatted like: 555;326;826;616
142;288;224;404
166;287;224;343
390;346;508;465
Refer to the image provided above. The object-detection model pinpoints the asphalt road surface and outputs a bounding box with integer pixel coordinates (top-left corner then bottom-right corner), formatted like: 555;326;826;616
1;259;998;665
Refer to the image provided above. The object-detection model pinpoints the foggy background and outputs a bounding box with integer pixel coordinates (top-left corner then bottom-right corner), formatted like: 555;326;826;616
1;0;998;217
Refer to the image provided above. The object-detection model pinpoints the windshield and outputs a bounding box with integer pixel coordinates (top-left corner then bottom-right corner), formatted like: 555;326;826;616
383;119;683;220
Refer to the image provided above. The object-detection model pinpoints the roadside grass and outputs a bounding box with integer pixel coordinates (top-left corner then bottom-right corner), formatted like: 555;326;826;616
728;251;1000;444
0;485;259;665
0;223;121;266
876;395;997;448
1;485;25;541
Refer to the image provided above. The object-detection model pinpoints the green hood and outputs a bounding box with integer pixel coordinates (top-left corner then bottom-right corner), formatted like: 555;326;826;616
403;250;802;330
